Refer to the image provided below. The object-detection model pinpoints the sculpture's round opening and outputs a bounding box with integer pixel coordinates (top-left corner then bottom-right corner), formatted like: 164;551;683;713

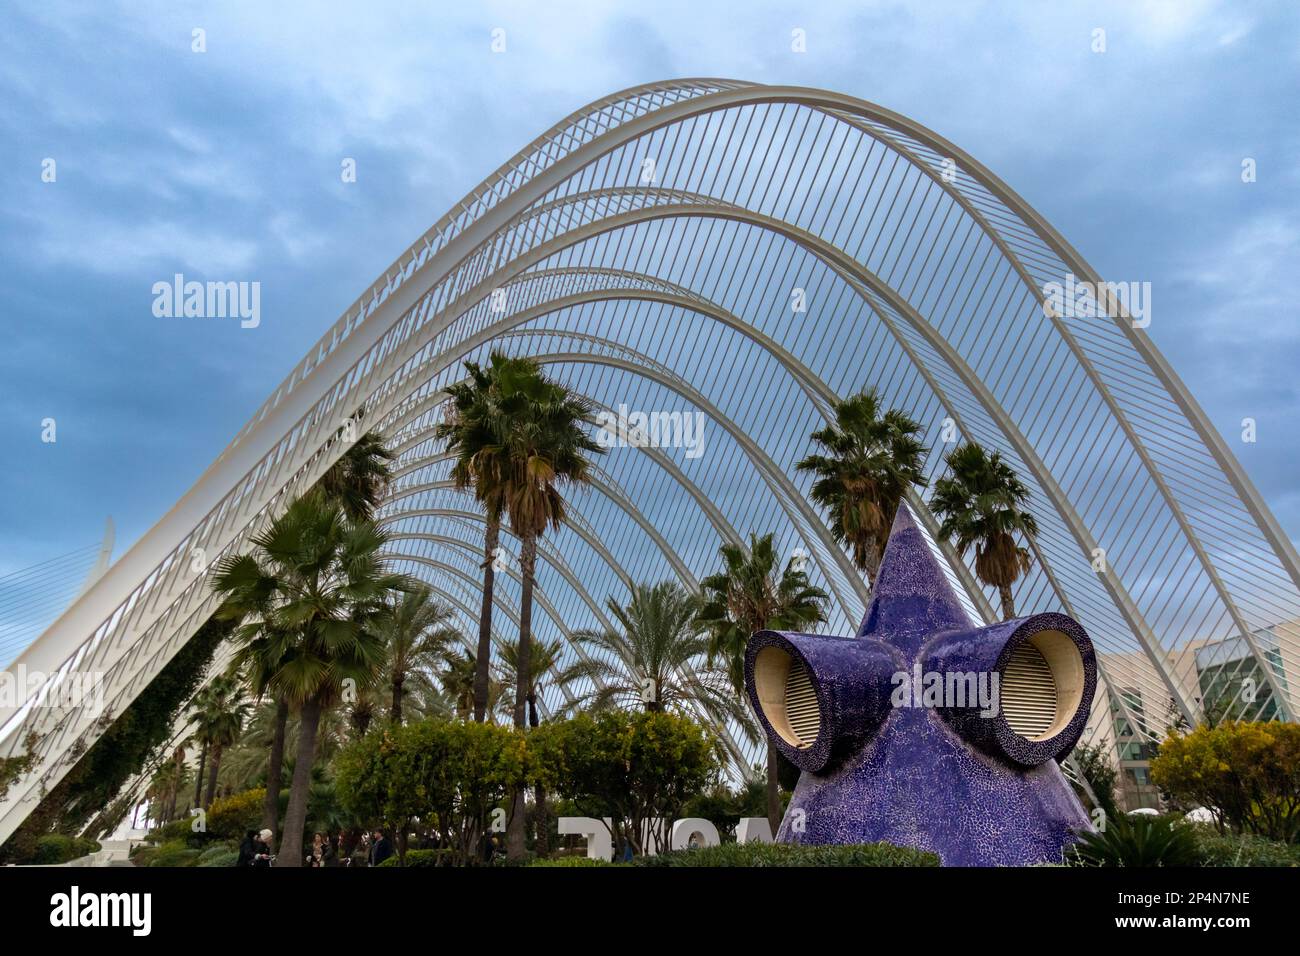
1001;629;1085;741
753;646;820;749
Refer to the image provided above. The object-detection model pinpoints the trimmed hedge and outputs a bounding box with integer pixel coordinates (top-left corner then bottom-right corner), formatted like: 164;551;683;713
1192;829;1300;867
377;848;456;868
529;856;614;867
634;841;940;867
142;839;201;867
33;834;101;865
198;849;241;868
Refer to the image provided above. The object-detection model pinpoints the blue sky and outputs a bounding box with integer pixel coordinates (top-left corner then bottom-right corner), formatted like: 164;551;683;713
1;0;1297;584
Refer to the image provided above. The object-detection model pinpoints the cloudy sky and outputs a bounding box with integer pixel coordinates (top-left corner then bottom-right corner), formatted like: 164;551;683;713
1;0;1297;591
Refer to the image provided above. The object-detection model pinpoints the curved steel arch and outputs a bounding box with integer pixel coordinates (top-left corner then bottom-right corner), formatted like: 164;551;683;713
373;189;1262;721
384;277;998;619
4;79;1297;839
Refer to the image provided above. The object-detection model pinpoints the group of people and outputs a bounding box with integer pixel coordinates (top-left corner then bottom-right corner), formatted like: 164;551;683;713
235;829;395;868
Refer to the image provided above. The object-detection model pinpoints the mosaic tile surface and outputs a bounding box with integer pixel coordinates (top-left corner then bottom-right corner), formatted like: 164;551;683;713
744;502;1097;866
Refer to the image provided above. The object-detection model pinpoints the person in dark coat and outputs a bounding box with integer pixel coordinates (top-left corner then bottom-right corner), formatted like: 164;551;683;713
368;830;394;867
236;829;257;867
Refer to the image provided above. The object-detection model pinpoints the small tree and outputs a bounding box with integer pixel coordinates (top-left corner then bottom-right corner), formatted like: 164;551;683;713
334;718;530;865
1151;720;1300;841
542;710;718;857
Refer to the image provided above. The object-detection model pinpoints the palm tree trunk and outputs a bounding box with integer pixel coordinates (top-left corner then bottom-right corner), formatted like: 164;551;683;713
514;534;536;731
474;517;500;722
192;742;208;809
506;532;537;862
203;743;222;809
528;692;539;728
276;693;323;868
998;583;1016;621
263;698;288;839
391;676;404;724
765;744;782;833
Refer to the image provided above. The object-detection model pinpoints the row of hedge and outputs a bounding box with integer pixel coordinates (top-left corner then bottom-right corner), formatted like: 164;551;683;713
516;843;940;867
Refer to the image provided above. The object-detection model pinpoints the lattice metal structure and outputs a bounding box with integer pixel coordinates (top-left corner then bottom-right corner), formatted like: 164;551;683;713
4;79;1299;841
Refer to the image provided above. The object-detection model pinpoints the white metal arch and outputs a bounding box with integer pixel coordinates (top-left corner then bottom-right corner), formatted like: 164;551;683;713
4;79;1297;841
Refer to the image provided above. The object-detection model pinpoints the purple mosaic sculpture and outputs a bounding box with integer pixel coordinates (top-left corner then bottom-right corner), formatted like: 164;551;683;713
745;502;1096;866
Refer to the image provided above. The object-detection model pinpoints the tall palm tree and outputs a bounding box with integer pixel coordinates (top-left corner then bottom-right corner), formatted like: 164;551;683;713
498;634;567;858
796;387;929;582
316;429;396;522
487;354;602;859
219;622;292;840
436;358;511;724
188;675;249;810
559;582;755;737
211;491;410;866
930;442;1039;620
376;586;461;724
697;533;828;830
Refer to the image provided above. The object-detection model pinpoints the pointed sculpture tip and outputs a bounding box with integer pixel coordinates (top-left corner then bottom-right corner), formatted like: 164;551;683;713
857;498;970;642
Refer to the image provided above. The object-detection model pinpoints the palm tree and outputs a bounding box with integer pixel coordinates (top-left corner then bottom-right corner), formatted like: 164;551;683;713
316;429;396;522
559;582;755;737
796;387;929;582
498;636;566;728
376;586;461;724
188;675;249;810
497;634;567;858
697;533;828;831
438;648;509;722
437;648;480;719
436;359;510;724
211;491;410;866
218;621;293;840
930;442;1039;620
484;354;602;859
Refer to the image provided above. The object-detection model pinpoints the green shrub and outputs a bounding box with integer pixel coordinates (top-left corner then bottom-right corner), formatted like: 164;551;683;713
207;789;265;840
376;848;456;868
150;817;198;845
196;842;238;864
147;839;201;867
1068;814;1200;867
634;841;940;867
1191;828;1300;867
198;849;241;868
530;856;614;867
32;834;101;865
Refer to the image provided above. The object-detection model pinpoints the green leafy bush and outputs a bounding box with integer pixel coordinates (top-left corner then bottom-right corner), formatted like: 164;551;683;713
146;839;201;867
536;710;719;857
150;817;199;846
32;834;101;865
1069;814;1200;867
207;788;265;840
196;842;239;864
634;841;940;867
376;848;455;868
336;719;530;865
1190;828;1300;867
529;856;614;867
198;848;241;867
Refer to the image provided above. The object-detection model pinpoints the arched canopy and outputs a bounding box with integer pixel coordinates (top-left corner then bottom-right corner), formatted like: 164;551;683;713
4;79;1298;840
